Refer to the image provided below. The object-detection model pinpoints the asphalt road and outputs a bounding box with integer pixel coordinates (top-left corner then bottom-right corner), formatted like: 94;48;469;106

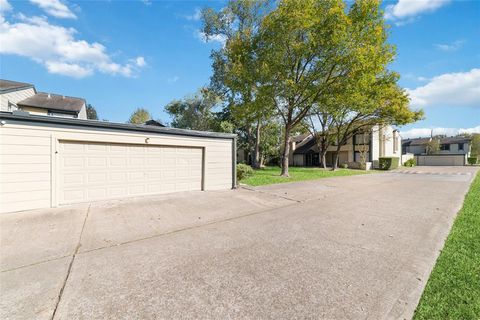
1;166;477;319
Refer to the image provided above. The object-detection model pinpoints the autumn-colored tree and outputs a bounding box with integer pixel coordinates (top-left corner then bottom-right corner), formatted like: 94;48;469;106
127;108;151;124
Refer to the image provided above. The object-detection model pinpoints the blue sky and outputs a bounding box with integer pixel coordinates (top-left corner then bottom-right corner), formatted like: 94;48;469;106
0;0;478;138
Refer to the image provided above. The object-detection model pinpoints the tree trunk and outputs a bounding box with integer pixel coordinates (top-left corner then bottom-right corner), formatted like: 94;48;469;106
252;120;261;169
320;151;327;169
331;145;342;171
280;124;292;177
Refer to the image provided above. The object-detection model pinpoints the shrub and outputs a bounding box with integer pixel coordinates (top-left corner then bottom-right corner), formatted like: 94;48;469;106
236;163;254;182
467;157;478;165
342;163;348;169
404;158;416;167
379;157;400;170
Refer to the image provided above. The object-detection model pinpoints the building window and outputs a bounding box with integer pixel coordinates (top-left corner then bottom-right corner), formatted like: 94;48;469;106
355;133;370;145
440;144;450;151
458;143;464;151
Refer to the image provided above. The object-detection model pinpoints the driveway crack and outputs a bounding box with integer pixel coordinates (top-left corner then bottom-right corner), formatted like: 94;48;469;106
240;185;302;203
50;204;91;320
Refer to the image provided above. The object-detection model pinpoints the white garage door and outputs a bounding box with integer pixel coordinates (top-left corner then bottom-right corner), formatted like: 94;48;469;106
58;141;203;205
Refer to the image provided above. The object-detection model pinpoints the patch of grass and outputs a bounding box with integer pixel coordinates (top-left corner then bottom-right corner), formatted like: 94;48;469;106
414;172;480;320
239;166;370;186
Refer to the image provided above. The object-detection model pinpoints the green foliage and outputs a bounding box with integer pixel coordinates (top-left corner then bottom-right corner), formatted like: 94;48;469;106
425;139;440;154
404;158;416;167
414;172;480;319
165;88;225;132
471;133;480;156
127;108;151;124
468;157;478;165
378;157;399;170
236;163;254;182
86;104;98;120
202;0;276;168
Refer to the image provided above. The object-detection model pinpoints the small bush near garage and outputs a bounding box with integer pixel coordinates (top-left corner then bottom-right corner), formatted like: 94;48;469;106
404;158;416;167
467;157;478;165
378;157;399;170
237;163;254;182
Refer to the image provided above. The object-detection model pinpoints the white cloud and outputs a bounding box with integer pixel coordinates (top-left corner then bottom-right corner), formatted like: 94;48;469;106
195;30;227;45
167;76;179;83
385;0;450;23
45;61;92;78
435;40;465;52
134;56;146;67
407;68;480;108
185;8;202;21
29;0;76;19
0;0;11;14
0;10;145;78
401;126;480;139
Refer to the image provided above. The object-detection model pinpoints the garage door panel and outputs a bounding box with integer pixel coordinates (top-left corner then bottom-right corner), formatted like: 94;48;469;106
63;173;84;185
59;141;203;205
110;157;128;167
88;157;108;167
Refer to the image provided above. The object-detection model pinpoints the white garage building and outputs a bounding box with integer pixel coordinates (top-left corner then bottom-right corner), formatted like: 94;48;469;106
0;111;236;214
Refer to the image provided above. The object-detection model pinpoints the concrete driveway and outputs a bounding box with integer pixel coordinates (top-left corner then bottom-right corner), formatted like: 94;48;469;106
1;166;477;319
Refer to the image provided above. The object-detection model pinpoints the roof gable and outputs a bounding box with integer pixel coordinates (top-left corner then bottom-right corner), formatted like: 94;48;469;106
0;79;34;93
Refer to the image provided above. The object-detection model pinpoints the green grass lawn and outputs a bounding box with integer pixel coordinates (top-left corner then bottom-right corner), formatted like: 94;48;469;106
414;172;480;320
240;166;370;186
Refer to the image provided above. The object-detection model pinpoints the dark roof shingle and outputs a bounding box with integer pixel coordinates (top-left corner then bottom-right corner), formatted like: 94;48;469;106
0;79;34;92
17;93;85;113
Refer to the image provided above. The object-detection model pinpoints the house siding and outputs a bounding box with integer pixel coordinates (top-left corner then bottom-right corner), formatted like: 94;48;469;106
0;88;36;111
0;118;234;213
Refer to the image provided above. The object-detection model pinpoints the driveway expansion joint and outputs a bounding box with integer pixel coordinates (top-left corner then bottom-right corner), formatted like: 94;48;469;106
50;204;91;320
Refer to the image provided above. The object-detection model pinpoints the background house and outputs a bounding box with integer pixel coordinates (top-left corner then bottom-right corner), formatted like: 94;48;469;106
402;136;471;156
0;79;87;119
290;125;401;168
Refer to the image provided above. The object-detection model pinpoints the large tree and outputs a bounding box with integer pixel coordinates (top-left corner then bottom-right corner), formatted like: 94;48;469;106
202;0;274;168
255;0;358;176
294;0;421;170
127;108;151;124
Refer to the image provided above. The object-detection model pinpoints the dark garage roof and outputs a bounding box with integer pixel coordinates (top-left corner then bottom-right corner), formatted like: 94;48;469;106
17;93;85;113
0;111;237;140
0;79;34;93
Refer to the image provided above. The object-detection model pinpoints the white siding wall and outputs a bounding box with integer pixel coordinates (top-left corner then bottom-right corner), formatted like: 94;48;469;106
0;120;234;213
0;88;36;111
77;104;87;119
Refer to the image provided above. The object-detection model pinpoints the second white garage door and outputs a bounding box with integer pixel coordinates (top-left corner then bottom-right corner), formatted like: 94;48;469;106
58;141;203;205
